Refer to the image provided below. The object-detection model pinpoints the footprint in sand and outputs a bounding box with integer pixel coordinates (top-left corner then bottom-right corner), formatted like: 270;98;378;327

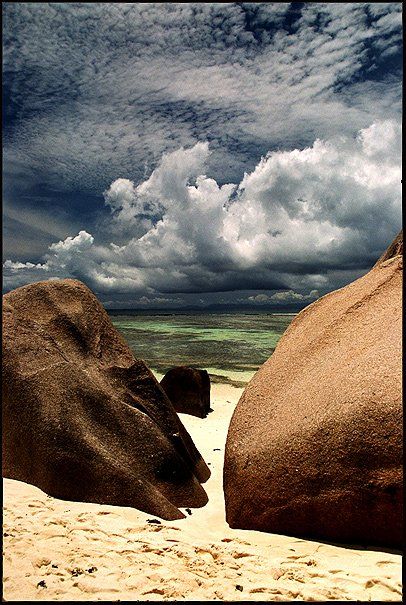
142;588;165;596
34;557;52;568
140;544;165;555
194;547;218;561
251;587;301;599
250;587;275;594
233;538;251;546
375;560;397;567
294;558;318;567
365;578;402;594
231;551;253;559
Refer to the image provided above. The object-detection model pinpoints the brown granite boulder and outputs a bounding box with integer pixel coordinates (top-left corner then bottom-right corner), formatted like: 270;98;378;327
160;367;211;419
224;232;403;547
2;279;210;520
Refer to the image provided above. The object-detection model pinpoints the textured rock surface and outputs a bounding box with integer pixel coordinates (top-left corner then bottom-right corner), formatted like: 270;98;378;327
2;279;210;520
160;367;211;418
224;233;403;547
374;229;403;266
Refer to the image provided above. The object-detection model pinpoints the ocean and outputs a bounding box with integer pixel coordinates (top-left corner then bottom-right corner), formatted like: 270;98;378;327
109;311;296;387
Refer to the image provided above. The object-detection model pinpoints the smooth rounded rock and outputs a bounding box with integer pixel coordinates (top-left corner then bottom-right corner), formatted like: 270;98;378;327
224;232;402;547
160;367;211;419
2;279;210;520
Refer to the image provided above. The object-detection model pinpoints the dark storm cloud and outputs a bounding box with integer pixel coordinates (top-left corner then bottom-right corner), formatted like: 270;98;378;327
4;122;401;306
2;2;402;306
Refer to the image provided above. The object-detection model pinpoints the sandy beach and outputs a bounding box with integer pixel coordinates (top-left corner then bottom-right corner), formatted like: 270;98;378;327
2;382;402;602
3;3;403;601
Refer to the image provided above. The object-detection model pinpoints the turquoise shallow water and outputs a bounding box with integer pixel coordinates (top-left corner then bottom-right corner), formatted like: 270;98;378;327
109;311;295;386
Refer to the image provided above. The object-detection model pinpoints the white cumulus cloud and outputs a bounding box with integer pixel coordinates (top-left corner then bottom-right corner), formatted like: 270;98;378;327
3;121;401;303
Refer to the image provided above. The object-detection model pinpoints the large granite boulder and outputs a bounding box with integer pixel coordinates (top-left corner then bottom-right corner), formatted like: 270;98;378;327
160;367;211;419
224;232;402;547
2;279;210;520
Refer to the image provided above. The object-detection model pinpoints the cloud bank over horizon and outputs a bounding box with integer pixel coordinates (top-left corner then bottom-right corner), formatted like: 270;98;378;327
3;120;401;308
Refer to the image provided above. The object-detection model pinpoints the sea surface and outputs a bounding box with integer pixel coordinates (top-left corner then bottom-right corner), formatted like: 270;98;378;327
109;311;296;386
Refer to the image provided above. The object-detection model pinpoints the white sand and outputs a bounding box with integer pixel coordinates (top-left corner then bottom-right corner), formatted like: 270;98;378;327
3;383;402;601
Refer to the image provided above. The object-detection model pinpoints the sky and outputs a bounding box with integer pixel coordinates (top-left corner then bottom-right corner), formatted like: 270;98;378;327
2;2;402;309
